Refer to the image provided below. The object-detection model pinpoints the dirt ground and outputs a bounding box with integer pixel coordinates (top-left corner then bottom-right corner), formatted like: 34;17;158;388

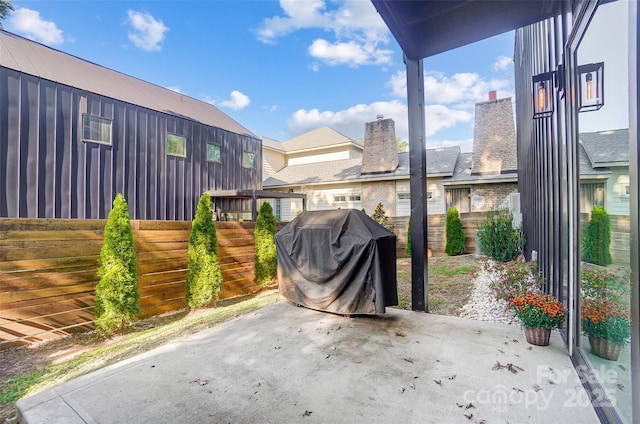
395;254;478;314
0;255;478;423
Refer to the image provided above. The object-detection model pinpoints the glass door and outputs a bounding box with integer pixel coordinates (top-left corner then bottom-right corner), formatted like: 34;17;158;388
572;1;633;421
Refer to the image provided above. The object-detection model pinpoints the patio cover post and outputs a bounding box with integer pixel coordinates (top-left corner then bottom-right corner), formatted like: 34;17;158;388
251;191;258;221
406;55;428;312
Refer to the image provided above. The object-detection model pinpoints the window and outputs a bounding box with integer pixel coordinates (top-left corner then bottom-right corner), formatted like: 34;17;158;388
242;151;255;168
333;195;346;203
167;134;186;157
349;194;361;202
274;199;281;221
624;185;630;196
207;144;221;162
82;114;112;145
398;192;432;201
446;188;470;213
580;182;605;211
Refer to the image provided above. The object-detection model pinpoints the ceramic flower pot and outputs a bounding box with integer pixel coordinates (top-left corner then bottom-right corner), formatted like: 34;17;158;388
523;327;551;346
588;335;622;361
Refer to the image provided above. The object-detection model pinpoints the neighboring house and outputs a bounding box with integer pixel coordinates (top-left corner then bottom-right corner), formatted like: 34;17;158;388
262;93;520;222
0;30;261;220
579;129;630;215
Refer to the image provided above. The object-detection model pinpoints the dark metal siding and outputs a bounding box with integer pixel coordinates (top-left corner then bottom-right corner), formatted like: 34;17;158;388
0;69;261;220
514;15;567;301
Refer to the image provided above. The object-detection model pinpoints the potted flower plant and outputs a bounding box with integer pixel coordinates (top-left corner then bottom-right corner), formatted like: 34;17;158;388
581;298;631;361
510;291;567;346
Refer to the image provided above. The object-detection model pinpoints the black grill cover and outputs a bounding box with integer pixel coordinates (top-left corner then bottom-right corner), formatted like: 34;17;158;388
275;209;398;314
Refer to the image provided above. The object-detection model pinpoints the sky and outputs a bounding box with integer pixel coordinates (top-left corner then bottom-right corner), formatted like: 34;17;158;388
3;0;516;152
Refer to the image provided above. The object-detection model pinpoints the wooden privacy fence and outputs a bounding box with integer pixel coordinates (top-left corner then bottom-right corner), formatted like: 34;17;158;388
390;212;486;257
0;219;261;349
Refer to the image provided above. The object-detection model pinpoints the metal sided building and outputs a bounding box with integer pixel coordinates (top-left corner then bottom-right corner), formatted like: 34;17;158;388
0;30;261;220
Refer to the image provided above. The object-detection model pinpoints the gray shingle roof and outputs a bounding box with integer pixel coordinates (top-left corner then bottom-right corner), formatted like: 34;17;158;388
579;129;629;166
443;151;518;184
263;146;462;188
0;30;256;138
282;127;357;152
579;143;611;177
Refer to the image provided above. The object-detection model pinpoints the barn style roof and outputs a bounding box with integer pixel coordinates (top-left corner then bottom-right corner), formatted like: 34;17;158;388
0;30;256;138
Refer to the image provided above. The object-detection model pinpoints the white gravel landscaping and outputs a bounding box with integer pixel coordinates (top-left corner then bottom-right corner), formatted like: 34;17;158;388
459;261;519;324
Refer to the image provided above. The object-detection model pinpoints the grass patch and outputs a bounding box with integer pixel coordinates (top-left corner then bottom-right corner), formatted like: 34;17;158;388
430;265;474;277
428;298;447;310
394;293;412;309
0;292;282;421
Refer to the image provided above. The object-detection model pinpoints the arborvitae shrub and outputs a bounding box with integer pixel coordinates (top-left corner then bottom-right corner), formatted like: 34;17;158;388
406;216;412;256
477;210;525;262
94;194;141;333
186;194;223;309
254;202;277;287
582;205;612;266
371;203;394;231
445;207;466;256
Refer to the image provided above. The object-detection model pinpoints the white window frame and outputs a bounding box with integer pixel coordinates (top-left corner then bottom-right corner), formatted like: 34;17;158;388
333;195;346;203
349;194;361;202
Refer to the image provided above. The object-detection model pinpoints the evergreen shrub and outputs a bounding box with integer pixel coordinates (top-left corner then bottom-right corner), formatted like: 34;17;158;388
445;207;465;256
254;202;277;287
477;210;525;262
582;205;612;266
186;194;223;309
94;194;141;333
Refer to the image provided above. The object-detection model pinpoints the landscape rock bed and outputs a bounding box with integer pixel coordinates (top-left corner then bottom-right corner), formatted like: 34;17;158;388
459;263;518;324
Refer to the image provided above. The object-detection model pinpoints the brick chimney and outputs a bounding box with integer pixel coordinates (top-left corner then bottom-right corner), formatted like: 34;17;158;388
471;96;517;175
488;90;497;101
361;117;398;174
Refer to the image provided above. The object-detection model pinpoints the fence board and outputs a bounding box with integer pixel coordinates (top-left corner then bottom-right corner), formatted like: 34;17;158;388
0;219;263;349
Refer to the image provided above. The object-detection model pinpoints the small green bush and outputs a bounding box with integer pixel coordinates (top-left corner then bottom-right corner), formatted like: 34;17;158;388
477;210;525;262
406;216;412;255
371;203;394;231
186;194;223;309
582;205;612;266
254;202;277;287
445;207;465;256
94;194;141;333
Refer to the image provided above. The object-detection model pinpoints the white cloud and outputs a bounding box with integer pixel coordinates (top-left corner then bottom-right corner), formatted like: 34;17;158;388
287;100;407;140
166;86;182;93
494;55;513;71
389;70;512;105
219;90;251;110
308;39;393;67
286;100;473;141
127;10;168;52
7;8;63;45
255;0;391;67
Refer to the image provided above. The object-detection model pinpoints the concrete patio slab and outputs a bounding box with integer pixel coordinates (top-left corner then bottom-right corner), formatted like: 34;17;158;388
17;301;600;423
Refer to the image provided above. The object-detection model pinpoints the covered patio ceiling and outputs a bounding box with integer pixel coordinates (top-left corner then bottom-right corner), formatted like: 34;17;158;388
371;0;564;60
370;0;565;311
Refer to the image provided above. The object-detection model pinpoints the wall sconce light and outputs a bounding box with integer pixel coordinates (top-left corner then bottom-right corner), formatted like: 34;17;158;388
532;71;554;118
578;62;604;112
